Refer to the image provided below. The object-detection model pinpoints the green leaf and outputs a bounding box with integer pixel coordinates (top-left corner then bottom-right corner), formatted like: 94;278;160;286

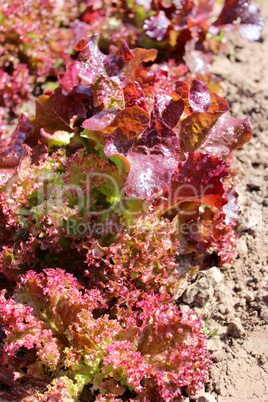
53;59;64;69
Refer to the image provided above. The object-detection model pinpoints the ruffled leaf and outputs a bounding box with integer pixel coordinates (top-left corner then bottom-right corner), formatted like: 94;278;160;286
143;11;171;41
104;41;134;76
121;47;157;83
175;82;230;153
0;114;33;185
31;85;93;139
59;36;157;93
0;270;212;400
155;152;238;261
85;215;181;295
123;82;148;111
105;117;180;199
199;114;252;158
211;0;263;41
157;152;228;218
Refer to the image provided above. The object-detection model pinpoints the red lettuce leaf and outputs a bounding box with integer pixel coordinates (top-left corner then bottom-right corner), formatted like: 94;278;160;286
174;81;230;153
98;106;150;135
0;114;33;185
123;134;179;199
58;61;79;94
120;47;157;83
58;36;106;92
173;79;213;114
154;152;239;261
173;80;190;102
199;114;252;158
188;79;212;112
84;78;237;199
83;105;150;147
211;0;263;41
104;109;181;199
123;82;148;111
161;99;184;129
31;85;93;141
143;11;171;41
104;41;134;76
82;109;120;132
157;152;229;217
134;293;212;399
104;126;140;158
59;36;157;93
75;35;107;79
0;270;212;400
0;114;33;167
88;215;181;295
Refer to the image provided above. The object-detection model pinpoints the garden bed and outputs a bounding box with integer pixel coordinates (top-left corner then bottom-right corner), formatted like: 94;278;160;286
0;1;267;401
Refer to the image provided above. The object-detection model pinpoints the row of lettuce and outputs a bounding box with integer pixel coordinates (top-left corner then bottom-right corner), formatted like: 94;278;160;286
0;1;263;401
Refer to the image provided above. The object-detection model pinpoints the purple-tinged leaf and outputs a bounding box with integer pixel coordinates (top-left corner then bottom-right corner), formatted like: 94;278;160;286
153;92;174;117
143;11;171;41
104;41;134;76
124;144;178;199
104;126;140;158
173;79;212;113
103;106;150;136
156;152;228;218
173;80;190;101
0;114;33;165
211;0;263;41
161;99;184;128
61;36;108;90
154;152;238;260
0;114;33;185
123;82;147;111
103;106;151;159
84;105;150;148
31;85;93;139
76;35;106;65
82;109;120;131
122;48;157;83
60;38;157;97
178;91;230;153
110;119;181;199
58;61;79;93
189;79;211;112
199;114;252;158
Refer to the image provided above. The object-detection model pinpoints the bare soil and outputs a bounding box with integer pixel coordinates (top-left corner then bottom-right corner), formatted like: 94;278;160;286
181;2;268;401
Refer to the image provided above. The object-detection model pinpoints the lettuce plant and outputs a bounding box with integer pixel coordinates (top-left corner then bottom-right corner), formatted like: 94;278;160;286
0;0;263;130
0;0;91;129
0;38;253;400
0;269;212;401
81;0;263;61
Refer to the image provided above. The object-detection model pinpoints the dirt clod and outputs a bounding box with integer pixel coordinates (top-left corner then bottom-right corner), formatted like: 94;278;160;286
227;320;245;338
